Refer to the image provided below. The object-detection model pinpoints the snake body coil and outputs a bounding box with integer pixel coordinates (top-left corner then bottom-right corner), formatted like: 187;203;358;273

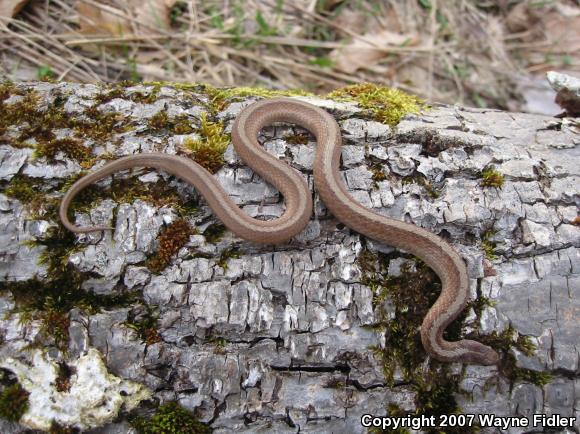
60;98;499;365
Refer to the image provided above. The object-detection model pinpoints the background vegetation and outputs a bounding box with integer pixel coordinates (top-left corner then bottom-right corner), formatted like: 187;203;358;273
0;0;578;112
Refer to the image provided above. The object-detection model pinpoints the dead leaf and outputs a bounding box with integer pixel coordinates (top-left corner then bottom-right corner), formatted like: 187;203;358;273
330;29;420;74
0;0;29;18
130;0;177;35
76;0;177;38
77;2;131;36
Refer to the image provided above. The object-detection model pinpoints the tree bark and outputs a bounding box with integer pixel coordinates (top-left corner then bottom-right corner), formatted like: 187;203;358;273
0;82;578;433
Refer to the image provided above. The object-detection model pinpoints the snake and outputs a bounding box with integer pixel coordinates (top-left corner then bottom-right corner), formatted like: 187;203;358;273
59;97;499;365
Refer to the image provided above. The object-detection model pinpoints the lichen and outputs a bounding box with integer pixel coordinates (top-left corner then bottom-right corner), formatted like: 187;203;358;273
146;219;194;273
131;401;212;434
0;382;29;423
0;349;151;431
327;83;424;127
480;167;504;188
182;112;230;173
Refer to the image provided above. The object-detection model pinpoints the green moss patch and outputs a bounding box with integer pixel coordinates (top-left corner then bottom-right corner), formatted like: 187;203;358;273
4;174;42;203
182;112;229;173
358;246;504;433
283;132;310;145
0;84;129;165
327;83;424;127
131;402;211;434
478;325;551;387
204;84;311;112
34;138;92;163
360;241;549;430
202;223;226;244
480;167;504;188
216;246;240;270
0;381;29;423
0;225;141;350
481;230;498;260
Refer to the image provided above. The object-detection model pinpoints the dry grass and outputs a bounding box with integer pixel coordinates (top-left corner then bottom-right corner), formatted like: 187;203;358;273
0;0;578;109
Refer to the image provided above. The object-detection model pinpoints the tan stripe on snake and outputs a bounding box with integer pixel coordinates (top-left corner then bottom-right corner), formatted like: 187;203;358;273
60;98;499;365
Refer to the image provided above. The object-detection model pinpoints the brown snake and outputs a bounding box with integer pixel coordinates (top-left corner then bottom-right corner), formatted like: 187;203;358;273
60;98;499;365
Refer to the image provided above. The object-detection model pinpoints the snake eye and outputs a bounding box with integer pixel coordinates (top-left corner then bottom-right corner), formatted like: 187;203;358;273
336;223;345;230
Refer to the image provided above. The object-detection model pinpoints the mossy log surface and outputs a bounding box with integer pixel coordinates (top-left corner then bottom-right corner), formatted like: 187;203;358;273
0;81;578;434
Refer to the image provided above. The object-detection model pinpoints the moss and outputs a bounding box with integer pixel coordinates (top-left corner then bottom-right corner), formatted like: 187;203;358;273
124;305;161;346
0;224;142;350
283;132;310;145
34;138;93;163
324;378;346;389
41;308;71;350
146;219;194;273
204;84;311;112
131;401;212;434
502;354;552;387
4;174;40;203
49;423;79;434
368;404;412;434
480;167;504;188
111;177;197;217
182;112;229;173
364;254;443;384
477;325;551;387
216;247;241;270
3;277;140;345
76;106;129;142
206;336;227;354
401;174;441;199
481;230;498;260
94;87;126;104
202;223;226;244
0;87;129;162
148;110;170;131
359;247;488;433
59;172;198;219
172;115;195;135
55;362;74;393
370;166;387;184
467;296;495;319
148;111;195;135
327;83;424;127
0;382;29;423
0;81;22;102
361;244;551;419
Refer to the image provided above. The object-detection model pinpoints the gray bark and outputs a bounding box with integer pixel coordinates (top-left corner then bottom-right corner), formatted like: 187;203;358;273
0;82;578;433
